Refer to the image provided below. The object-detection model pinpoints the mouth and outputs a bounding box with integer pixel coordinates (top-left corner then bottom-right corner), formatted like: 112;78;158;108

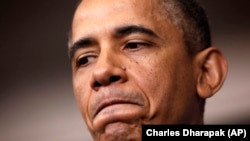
89;89;147;130
94;98;142;118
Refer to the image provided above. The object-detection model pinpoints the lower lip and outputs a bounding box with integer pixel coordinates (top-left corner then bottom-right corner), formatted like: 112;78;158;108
92;104;144;131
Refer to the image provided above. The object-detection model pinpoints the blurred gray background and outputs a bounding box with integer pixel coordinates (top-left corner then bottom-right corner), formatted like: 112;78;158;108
0;0;249;140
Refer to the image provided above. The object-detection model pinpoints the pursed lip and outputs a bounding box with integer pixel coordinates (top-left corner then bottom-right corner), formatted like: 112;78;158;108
94;98;141;118
89;88;145;120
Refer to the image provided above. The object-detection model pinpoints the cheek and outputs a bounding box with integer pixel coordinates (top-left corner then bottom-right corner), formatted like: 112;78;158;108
73;72;91;117
130;50;193;122
129;55;175;113
145;64;175;110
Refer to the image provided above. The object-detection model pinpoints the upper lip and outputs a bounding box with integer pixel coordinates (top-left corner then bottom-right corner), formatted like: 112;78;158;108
89;88;145;119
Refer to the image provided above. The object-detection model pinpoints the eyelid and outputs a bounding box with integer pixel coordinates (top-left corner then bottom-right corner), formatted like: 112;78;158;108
127;40;150;44
128;38;154;45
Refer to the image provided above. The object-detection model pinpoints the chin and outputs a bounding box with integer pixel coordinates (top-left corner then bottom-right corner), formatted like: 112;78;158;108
94;122;141;141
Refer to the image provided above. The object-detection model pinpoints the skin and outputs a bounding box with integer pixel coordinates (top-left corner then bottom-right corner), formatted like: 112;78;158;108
69;0;228;140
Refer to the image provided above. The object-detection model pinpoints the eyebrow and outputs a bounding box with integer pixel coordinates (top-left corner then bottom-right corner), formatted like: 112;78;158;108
114;25;159;38
68;37;94;60
68;25;160;60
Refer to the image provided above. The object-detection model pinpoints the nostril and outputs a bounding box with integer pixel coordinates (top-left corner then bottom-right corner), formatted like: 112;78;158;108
94;81;102;87
93;76;121;88
109;75;121;83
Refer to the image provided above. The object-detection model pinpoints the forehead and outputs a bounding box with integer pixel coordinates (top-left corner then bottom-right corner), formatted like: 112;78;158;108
71;0;168;40
75;0;162;17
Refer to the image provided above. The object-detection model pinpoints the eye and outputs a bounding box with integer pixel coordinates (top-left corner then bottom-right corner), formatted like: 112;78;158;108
124;41;151;51
77;55;97;67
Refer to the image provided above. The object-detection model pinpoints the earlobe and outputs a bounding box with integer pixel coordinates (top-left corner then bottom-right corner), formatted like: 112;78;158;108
195;47;228;98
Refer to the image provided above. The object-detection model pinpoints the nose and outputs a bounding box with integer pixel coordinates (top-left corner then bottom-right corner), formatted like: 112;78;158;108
90;51;127;90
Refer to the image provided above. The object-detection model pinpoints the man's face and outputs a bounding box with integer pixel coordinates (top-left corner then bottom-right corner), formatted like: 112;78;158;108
70;0;201;140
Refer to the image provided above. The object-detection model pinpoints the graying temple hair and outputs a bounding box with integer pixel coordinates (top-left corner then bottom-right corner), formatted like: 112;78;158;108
160;0;211;55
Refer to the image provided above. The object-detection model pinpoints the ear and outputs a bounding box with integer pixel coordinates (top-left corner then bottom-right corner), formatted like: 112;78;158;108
195;47;228;98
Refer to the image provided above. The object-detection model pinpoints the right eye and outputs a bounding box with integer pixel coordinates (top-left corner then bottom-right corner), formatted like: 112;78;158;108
77;55;97;67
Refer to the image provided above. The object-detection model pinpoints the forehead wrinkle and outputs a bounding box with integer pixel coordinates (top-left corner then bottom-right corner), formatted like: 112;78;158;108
71;0;177;50
72;1;129;42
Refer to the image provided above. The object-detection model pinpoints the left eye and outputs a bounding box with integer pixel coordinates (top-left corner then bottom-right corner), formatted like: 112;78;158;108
77;55;97;68
124;41;150;51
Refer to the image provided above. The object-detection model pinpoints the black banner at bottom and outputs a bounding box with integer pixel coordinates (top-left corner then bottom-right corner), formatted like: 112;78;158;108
142;124;250;140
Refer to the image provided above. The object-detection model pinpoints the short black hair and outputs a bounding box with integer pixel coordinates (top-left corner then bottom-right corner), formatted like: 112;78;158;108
161;0;211;55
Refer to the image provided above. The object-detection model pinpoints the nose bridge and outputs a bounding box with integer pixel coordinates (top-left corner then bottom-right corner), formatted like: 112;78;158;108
96;44;117;70
90;43;127;89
